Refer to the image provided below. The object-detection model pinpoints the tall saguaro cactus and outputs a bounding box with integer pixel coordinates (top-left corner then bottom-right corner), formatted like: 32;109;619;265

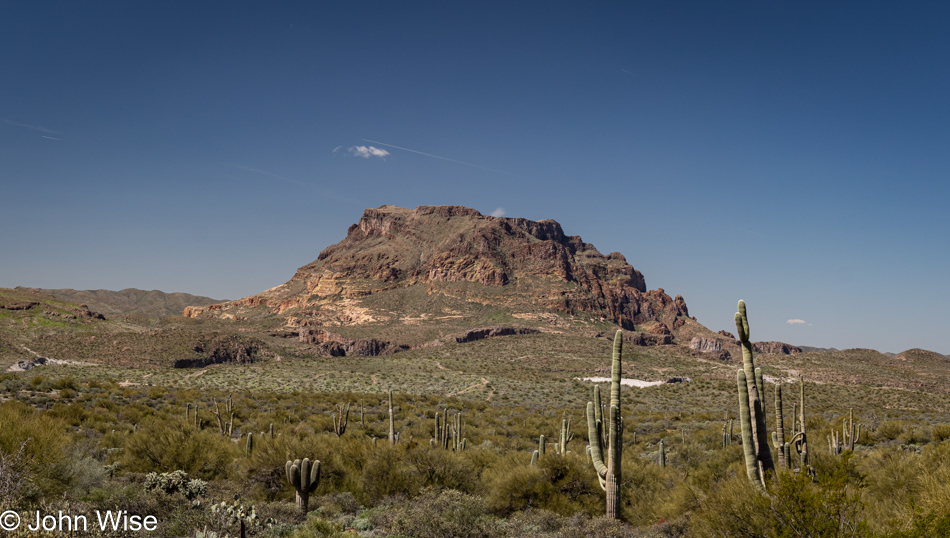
788;376;808;469
558;415;573;456
775;383;786;469
388;390;395;445
285;458;321;513
587;330;624;519
735;300;775;491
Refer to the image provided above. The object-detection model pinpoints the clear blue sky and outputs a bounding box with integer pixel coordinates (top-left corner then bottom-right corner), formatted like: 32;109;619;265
3;2;949;354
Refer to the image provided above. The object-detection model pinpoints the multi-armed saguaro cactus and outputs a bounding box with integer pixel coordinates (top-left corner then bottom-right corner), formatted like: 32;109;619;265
285;458;321;513
735;300;775;491
434;409;465;451
210;394;235;437
587;330;624;519
557;414;574;456
829;408;855;456
788;376;808;470
333;403;350;438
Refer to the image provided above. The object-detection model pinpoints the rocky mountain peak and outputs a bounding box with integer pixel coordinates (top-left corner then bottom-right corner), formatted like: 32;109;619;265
184;205;689;337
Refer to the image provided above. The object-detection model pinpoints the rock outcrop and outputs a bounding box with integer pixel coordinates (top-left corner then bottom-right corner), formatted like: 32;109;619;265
689;337;722;353
751;341;803;355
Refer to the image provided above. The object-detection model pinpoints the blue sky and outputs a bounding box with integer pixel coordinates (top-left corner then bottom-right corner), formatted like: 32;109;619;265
2;2;949;354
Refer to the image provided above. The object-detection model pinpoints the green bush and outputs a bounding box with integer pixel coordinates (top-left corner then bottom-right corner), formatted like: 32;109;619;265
121;416;237;479
381;487;494;538
0;400;74;503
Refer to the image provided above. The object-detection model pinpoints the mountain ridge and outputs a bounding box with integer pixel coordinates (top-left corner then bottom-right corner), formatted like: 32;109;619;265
20;287;225;318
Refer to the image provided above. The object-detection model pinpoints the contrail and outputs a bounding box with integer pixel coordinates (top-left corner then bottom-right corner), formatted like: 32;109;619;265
233;164;310;188
361;139;516;177
4;119;60;135
41;135;63;141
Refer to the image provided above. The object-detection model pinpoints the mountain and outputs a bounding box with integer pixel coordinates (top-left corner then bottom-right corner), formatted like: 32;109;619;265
184;205;696;347
21;287;225;318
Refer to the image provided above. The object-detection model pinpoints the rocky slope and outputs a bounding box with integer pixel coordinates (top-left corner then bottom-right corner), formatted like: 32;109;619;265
185;205;693;344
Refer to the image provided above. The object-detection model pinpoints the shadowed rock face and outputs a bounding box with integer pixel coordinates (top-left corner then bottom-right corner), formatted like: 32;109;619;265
184;205;690;331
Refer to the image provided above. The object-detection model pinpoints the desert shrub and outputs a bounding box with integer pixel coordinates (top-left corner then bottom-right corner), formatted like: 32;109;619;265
121;416;237;479
360;445;418;503
885;511;950;538
767;458;867;537
284;513;358;538
876;420;906;442
911;442;950;519
406;445;478;492
47;401;88;426
379;487;494;538
860;446;923;530
53;376;78;390
0;400;74;503
688;471;772;537
481;452;554;514
931;424;950;442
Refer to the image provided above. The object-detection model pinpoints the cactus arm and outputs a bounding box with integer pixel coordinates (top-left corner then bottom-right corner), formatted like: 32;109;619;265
308;461;321;493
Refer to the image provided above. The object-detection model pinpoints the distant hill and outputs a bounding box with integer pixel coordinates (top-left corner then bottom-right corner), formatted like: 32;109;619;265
20;287;225;318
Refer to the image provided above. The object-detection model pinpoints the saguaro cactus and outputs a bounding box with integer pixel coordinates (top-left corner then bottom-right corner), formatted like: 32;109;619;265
587;330;624;519
333;403;350;438
793;376;808;469
434;409;464;451
735;300;775;491
245;432;254;456
775;384;786;469
388;390;395;445
558;415;573;456
285;458;321;513
658;439;666;467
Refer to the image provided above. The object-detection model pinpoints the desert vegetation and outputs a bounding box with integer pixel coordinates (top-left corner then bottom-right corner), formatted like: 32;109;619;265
4;288;950;536
2;338;950;537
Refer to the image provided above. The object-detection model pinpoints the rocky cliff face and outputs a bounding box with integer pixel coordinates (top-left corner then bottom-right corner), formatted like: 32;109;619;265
184;205;690;336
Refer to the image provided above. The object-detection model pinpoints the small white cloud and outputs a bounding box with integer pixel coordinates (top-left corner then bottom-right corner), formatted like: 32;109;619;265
491;207;506;217
332;146;342;153
786;319;807;325
348;145;390;159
